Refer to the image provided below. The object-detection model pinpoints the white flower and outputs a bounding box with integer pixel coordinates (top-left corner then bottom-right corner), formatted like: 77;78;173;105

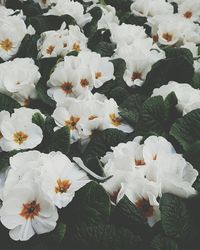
45;0;92;27
101;135;198;205
115;39;165;87
178;0;200;22
109;23;147;46
117;178;161;227
0;58;40;93
152;81;200;115
0;108;43;151
0;182;58;241
0;6;15;17
2;151;43;198
0;110;10;149
103;98;133;132
0;58;40;105
0;16;27;61
148;14;200;46
146;153;198;198
97;5;119;30
131;0;173;17
38;24;88;58
39;152;90;208
79;51;115;89
143;135;176;164
52;94;133;143
47;52;114;103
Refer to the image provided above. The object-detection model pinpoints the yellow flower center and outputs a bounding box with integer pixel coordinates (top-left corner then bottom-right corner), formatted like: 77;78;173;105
162;32;173;42
20;201;40;220
13;131;28;145
61;82;73;94
0;132;3;140
55;178;71;193
80;78;89;87
88;115;98;120
131;72;142;81
184;11;192;19
65;116;80;130
109;113;121;127
72;42;81;52
46;45;55;55
95;72;102;79
0;39;13;52
135;159;145;166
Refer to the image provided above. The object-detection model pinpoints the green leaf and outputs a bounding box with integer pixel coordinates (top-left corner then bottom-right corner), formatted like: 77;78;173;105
142;48;194;94
112;196;150;237
119;108;139;127
184;140;200;171
64;224;143;250
16;34;39;59
83;7;102;37
0;151;16;171
192;72;200;89
120;94;147;112
83;129;130;164
105;0;132;12
0;93;20;112
160;193;192;239
136;96;167;136
28;15;76;34
170;109;200;151
120;13;147;26
151;234;180;250
92;41;116;57
60;182;111;226
109;87;130;105
50;126;70;155
32;112;45;130
36;78;56;107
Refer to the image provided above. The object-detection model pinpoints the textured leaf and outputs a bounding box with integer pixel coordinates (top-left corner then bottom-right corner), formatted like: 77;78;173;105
170;109;200;151
83;129;130;163
160;193;192;239
151;234;180;250
60;182;111;226
0;93;20;112
112;196;150;238
64;224;143;250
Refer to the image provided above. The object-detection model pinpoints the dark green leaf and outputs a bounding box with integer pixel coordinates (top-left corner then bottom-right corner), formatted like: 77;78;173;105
83;129;130;164
151;234;180;250
60;182;111;226
28;15;76;34
32;112;45;130
170;109;200;151
50;126;70;155
0;93;20;113
160;193;192;239
112;196;150;238
64;224;143;250
184;140;200;171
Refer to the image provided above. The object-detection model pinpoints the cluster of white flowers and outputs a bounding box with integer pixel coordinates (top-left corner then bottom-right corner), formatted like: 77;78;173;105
110;25;165;87
0;108;43;151
37;24;88;58
0;58;40;105
101;136;198;226
45;0;92;27
152;81;200;115
52;93;133;143
47;51;114;103
0;7;34;61
0;151;90;240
